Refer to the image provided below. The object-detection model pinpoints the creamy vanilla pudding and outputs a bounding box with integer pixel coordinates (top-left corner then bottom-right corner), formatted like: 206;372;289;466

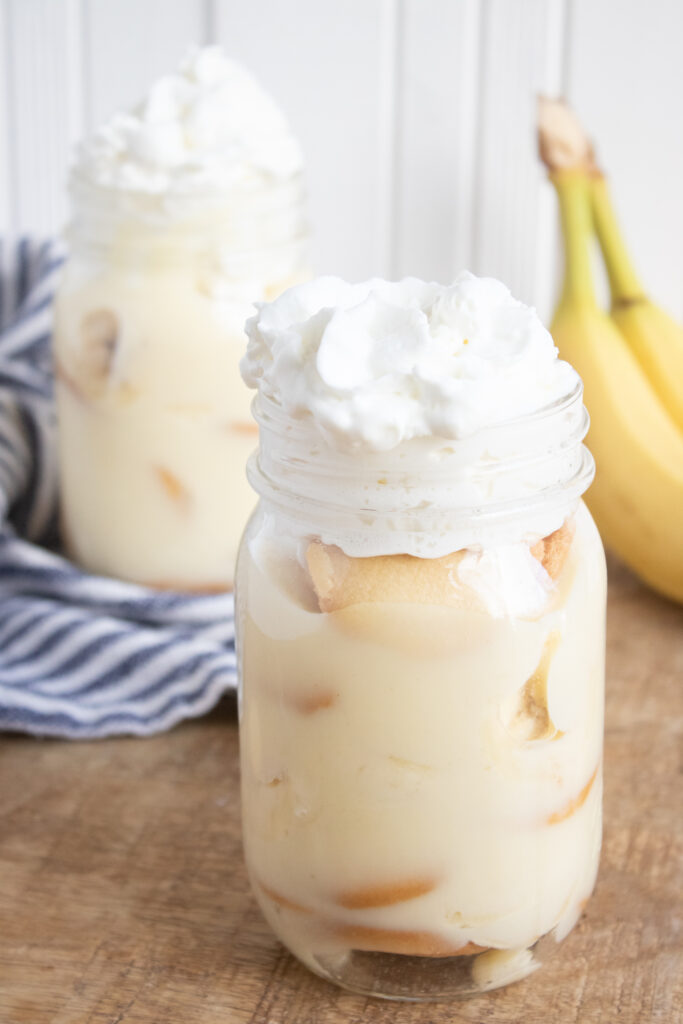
54;46;309;589
236;274;606;999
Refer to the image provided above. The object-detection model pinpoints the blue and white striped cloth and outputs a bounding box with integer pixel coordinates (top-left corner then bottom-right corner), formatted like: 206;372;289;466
0;239;236;738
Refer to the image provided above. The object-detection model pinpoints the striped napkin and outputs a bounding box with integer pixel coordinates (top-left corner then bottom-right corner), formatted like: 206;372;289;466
0;239;236;738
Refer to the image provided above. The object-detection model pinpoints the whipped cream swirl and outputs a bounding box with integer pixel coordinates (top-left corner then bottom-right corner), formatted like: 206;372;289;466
75;46;304;192
242;273;579;450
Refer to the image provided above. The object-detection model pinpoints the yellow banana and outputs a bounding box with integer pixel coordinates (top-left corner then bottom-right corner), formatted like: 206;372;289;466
549;172;683;604
591;175;683;433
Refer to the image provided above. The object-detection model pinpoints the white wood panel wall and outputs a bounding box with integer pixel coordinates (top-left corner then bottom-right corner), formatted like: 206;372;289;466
214;0;399;280
395;0;481;282
0;0;681;322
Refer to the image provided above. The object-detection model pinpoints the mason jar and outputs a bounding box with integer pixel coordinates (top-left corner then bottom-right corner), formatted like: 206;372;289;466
54;171;309;590
236;375;606;1000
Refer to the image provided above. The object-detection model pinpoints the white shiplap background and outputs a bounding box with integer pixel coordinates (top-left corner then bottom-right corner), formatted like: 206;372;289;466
1;0;681;322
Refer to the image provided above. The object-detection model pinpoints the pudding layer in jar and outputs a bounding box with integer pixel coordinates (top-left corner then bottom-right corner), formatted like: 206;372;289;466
237;273;606;1000
54;47;309;589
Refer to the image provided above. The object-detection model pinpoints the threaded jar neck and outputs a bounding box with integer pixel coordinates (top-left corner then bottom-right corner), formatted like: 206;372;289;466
247;383;594;556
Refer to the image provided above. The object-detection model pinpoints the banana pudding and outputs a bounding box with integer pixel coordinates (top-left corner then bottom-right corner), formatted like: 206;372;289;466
54;46;309;589
236;274;606;999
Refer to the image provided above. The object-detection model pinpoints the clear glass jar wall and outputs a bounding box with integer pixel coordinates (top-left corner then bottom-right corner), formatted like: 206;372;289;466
54;174;309;590
236;389;606;1001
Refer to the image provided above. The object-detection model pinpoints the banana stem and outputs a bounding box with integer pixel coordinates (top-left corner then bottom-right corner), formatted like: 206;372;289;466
590;176;645;304
552;173;598;310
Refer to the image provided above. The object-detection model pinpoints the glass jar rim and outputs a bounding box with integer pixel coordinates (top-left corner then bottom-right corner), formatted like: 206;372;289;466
246;379;594;555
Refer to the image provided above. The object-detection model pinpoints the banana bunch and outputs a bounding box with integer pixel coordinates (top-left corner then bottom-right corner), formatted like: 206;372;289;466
538;98;683;604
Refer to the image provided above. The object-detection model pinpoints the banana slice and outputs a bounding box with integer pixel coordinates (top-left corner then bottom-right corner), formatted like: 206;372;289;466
80;309;118;377
56;308;119;401
504;631;562;742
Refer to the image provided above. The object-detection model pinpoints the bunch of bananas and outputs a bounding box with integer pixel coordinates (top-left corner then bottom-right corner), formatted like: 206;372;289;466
538;98;683;604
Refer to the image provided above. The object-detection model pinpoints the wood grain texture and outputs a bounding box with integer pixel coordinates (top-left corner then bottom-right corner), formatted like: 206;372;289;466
0;555;681;1023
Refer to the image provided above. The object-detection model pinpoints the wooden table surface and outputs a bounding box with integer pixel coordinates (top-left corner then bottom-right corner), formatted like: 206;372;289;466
0;557;681;1024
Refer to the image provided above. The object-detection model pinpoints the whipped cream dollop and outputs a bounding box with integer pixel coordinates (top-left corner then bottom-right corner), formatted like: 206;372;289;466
242;272;579;450
74;46;303;192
